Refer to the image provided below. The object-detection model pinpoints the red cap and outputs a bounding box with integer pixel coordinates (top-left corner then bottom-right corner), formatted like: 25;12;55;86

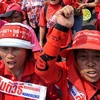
60;30;100;58
0;3;22;18
6;3;22;12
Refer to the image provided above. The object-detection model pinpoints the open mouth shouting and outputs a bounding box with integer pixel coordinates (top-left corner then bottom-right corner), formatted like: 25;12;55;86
7;61;16;69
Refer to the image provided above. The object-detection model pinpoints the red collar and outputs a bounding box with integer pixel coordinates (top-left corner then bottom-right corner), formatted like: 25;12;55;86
4;59;35;81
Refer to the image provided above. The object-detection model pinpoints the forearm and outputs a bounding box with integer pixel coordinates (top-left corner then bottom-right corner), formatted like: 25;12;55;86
86;0;100;7
39;27;46;46
35;23;70;83
86;2;98;7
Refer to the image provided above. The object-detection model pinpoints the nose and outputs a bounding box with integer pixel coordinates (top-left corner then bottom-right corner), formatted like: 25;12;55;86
6;48;15;58
86;57;95;68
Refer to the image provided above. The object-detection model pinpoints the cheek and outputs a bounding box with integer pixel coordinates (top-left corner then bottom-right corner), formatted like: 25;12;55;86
17;51;27;60
76;59;86;70
76;59;87;74
79;69;86;75
15;50;26;61
0;51;6;59
77;66;87;79
16;51;27;67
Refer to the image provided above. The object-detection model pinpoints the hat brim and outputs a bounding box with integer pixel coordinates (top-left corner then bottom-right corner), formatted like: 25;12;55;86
0;11;15;18
0;38;34;49
60;43;100;58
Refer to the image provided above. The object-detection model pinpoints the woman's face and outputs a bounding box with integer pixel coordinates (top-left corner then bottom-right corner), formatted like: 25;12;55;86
76;49;100;83
7;11;23;23
0;47;27;73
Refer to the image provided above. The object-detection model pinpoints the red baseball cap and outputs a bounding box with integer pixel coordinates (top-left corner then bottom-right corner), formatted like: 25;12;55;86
0;3;22;18
60;30;100;58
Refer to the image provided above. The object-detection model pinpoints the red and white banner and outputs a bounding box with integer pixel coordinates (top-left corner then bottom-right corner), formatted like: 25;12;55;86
0;76;47;100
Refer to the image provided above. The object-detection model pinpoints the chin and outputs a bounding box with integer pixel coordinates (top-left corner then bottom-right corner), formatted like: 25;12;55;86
50;2;58;5
86;78;99;83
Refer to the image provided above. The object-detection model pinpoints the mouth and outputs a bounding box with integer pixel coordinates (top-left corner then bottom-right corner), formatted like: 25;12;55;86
7;61;16;69
86;71;97;78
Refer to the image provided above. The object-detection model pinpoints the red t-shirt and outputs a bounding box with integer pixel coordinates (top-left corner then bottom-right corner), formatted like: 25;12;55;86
39;3;62;28
95;3;100;13
63;0;80;8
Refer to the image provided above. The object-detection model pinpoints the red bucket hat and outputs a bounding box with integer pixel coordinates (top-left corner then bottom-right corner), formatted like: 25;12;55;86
0;23;34;49
60;30;100;58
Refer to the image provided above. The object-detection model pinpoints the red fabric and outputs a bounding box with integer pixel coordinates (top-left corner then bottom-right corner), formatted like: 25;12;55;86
3;0;19;3
0;2;8;14
0;20;7;28
0;60;61;100
5;3;22;13
33;51;41;60
39;3;62;27
95;3;100;13
63;0;80;8
35;26;100;100
95;18;100;31
62;0;82;15
61;30;100;57
0;24;31;41
69;30;100;50
95;4;100;31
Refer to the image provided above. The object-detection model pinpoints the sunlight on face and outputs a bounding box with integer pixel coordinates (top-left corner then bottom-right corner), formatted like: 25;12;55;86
0;47;27;72
76;49;100;83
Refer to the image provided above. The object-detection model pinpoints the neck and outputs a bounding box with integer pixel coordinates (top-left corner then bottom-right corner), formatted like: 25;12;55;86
11;66;25;79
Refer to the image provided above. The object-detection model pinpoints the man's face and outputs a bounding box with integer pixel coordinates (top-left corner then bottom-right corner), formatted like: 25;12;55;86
76;49;100;83
0;47;27;73
7;11;23;23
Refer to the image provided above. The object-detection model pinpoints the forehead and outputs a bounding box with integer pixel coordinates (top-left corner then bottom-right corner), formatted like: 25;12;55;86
11;11;22;17
76;49;100;54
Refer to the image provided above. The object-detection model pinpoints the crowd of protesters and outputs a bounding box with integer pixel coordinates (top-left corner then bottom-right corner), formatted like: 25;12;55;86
0;0;100;100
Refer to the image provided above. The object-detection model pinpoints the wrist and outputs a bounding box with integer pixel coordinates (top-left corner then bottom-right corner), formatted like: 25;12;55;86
55;23;70;33
85;3;88;7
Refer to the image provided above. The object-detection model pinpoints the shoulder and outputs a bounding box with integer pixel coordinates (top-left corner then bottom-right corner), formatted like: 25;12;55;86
31;72;47;85
56;61;68;70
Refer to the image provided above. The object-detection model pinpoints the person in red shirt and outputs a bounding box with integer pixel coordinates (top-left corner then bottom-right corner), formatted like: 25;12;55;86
39;0;72;62
95;3;100;31
0;3;42;59
0;22;61;100
39;0;63;47
35;5;100;100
